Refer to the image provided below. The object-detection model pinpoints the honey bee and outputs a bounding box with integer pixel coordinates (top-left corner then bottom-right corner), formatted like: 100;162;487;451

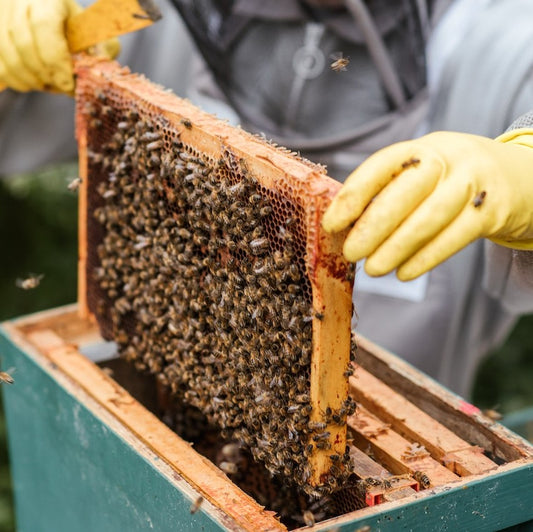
308;421;327;431
219;461;238;475
315;440;332;450
67;177;83;191
181;118;193;130
302;510;315;527
482;407;503;421
140;131;161;143
330;52;350;72
189;496;203;514
146;140;163;151
473;190;487;208
412;470;431;489
16;273;44;290
0;370;15;384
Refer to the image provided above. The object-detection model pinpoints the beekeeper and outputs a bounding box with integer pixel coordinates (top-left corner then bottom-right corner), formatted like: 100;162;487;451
1;0;533;397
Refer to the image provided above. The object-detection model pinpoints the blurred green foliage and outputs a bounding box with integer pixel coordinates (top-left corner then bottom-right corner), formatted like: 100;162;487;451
0;164;78;322
473;317;533;420
0;164;531;530
0;164;78;532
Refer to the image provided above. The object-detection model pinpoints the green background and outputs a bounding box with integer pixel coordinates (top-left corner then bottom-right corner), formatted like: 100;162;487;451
0;165;531;531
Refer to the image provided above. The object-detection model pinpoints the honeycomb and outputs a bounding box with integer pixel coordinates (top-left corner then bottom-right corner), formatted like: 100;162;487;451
75;57;355;496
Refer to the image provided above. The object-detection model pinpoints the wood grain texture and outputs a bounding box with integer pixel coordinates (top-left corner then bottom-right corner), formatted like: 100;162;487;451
66;0;160;53
349;365;497;476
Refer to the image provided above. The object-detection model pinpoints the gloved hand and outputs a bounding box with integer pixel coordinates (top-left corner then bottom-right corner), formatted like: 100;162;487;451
0;0;120;94
322;130;533;281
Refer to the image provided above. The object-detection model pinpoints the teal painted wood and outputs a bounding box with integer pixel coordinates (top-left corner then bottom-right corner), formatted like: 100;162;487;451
313;462;533;531
0;327;230;532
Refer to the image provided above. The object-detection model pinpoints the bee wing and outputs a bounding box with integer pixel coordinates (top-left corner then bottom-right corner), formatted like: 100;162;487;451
329;51;343;61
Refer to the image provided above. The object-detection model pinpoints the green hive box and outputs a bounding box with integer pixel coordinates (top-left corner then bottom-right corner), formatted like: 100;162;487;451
1;305;533;531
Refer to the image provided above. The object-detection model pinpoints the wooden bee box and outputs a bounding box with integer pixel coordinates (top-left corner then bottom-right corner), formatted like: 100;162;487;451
2;305;533;531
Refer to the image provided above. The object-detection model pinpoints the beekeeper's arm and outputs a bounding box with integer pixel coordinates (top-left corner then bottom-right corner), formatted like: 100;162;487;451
322;128;533;306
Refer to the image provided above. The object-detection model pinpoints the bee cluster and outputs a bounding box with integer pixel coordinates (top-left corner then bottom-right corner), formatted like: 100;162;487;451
163;394;341;528
81;85;356;497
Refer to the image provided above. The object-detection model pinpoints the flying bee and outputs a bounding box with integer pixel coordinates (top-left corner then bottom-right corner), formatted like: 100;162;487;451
219;461;238;475
0;369;15;384
482;407;503;421
16;273;44;290
302;510;315;527
189;496;203;514
330;51;350;72
67;177;82;191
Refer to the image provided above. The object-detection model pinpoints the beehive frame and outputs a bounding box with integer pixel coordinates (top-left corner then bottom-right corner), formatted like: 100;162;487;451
75;57;354;489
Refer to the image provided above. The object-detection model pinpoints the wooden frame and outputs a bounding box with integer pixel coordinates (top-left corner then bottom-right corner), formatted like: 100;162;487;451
74;57;354;486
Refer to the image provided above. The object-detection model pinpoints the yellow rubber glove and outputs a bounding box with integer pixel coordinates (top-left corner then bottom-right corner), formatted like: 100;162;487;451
322;129;533;281
0;0;120;94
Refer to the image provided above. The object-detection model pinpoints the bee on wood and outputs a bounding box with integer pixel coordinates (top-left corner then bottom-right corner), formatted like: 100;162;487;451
308;421;327;431
16;274;44;290
315;440;332;450
189;496;203;514
330;52;350;72
412;470;431;489
312;431;330;442
67;177;82;191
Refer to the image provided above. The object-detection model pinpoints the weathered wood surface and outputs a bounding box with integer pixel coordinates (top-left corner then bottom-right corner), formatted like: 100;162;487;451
349;366;497;476
348;405;460;487
354;333;533;463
